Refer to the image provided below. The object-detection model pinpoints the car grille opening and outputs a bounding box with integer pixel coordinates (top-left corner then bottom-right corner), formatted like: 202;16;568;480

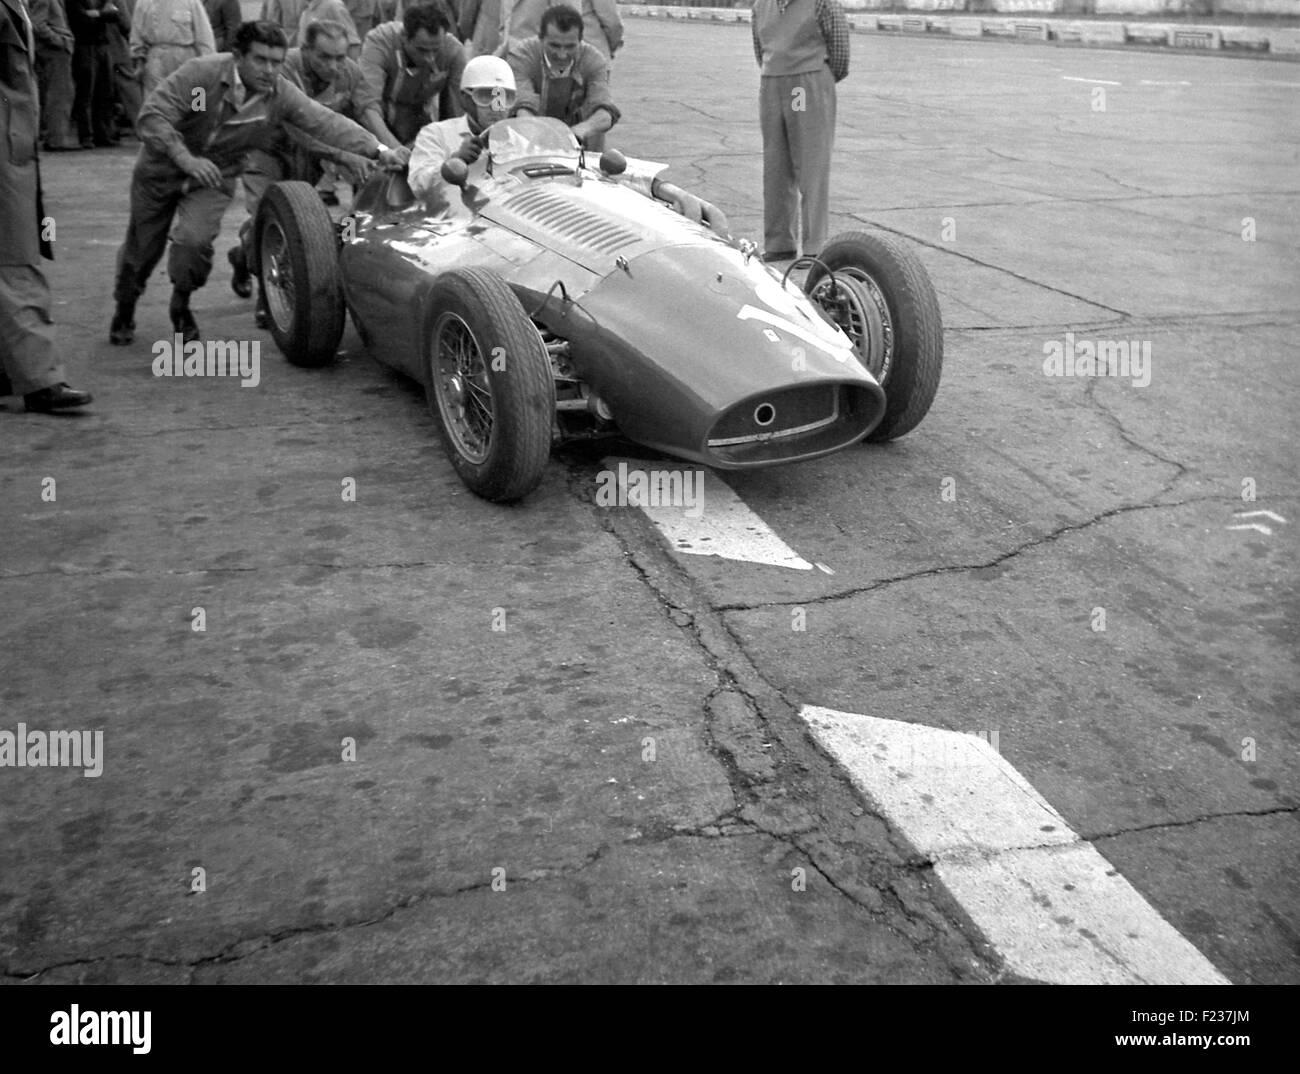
706;383;883;465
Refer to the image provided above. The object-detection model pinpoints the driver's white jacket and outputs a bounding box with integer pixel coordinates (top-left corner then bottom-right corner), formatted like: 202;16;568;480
409;116;670;205
408;114;474;199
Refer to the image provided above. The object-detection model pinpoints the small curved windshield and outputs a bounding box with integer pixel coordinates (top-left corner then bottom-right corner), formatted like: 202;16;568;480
488;116;581;167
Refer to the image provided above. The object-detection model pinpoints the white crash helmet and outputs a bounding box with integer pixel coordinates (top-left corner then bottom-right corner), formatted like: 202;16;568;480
461;55;516;97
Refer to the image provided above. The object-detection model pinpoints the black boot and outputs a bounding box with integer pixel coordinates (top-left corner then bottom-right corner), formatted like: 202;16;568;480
170;290;200;344
228;246;253;299
109;300;136;345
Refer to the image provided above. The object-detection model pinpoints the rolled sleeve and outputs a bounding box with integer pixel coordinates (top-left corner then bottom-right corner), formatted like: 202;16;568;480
817;0;850;83
578;52;618;127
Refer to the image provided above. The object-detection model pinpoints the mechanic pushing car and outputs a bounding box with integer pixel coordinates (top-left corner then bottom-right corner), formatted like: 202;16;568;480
507;4;615;153
408;54;729;233
108;19;408;346
226;18;414;325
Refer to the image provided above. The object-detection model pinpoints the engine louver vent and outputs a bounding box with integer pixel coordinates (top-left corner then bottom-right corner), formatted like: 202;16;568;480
503;186;641;256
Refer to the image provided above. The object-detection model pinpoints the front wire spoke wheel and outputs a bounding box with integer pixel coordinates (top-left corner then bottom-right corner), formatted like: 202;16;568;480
434;314;495;465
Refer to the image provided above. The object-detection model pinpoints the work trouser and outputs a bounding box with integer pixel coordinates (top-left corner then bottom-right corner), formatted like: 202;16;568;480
0;264;66;397
759;65;836;258
36;45;77;147
114;153;238;304
71;40;116;144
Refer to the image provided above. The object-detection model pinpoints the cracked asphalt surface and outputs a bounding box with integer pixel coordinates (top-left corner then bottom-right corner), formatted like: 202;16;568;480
1;24;1296;984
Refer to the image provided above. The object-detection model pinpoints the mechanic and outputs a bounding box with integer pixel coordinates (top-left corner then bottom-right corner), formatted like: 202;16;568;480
108;19;407;346
359;1;466;145
506;4;613;152
752;0;849;264
407;55;727;235
1;0;93;412
229;18;412;322
128;0;215;99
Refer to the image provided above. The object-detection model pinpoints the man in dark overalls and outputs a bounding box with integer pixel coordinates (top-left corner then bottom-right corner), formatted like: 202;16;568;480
506;3;615;152
358;1;465;145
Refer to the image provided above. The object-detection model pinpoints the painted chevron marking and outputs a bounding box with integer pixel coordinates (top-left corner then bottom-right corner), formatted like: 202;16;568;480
799;705;1230;985
602;457;815;570
1234;510;1287;524
1228;524;1272;536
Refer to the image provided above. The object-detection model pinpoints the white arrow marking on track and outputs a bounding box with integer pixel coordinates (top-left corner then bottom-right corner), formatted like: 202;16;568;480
602;456;815;570
1234;510;1287;524
799;705;1230;984
1228;524;1272;536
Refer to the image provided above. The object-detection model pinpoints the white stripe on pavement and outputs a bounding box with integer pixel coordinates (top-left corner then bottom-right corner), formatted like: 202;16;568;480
601;457;814;570
799;705;1230;985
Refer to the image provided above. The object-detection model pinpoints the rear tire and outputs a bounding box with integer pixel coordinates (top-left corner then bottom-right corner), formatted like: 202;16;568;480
257;181;345;368
805;230;943;442
424;269;554;503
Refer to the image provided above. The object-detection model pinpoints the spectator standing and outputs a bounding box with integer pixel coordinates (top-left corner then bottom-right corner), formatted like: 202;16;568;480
203;0;241;51
577;0;618;60
343;0;376;38
129;0;215;98
31;0;80;150
260;0;306;46
68;0;130;147
454;0;498;60
507;4;614;151
106;0;141;130
359;2;465;144
0;0;93;412
752;0;848;262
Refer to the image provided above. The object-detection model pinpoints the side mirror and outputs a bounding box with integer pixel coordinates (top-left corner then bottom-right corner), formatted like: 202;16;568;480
599;149;627;176
440;157;469;187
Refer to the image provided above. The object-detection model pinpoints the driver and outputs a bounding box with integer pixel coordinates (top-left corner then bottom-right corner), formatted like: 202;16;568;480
407;55;729;233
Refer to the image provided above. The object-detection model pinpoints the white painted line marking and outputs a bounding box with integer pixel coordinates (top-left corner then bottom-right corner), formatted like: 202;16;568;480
1062;76;1122;86
1228;524;1272;536
601;457;815;570
815;562;835;575
1139;80;1191;86
1235;510;1287;524
799;705;1230;984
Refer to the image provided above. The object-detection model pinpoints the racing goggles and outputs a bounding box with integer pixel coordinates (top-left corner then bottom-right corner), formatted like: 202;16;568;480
467;85;516;112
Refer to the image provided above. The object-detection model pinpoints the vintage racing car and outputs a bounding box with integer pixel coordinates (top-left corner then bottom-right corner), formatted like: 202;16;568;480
251;117;943;502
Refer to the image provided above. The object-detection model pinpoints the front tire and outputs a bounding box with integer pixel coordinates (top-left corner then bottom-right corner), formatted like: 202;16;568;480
805;230;943;442
424;269;555;503
256;181;345;368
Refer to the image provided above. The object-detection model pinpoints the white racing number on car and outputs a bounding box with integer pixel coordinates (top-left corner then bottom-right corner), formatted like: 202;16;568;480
736;305;852;364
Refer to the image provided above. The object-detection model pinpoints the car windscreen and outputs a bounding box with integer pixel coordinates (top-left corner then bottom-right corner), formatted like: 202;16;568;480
488;117;581;167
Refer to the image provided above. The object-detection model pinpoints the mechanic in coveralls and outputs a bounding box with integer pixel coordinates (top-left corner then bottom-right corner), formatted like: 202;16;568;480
108;19;407;346
407;54;727;234
359;1;465;144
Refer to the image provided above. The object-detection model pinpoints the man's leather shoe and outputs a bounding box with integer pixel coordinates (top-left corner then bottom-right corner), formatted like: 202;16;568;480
228;247;253;299
24;383;92;413
109;308;135;345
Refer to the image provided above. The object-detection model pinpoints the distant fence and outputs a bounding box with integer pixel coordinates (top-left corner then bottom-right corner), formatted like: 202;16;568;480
623;0;1300;15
